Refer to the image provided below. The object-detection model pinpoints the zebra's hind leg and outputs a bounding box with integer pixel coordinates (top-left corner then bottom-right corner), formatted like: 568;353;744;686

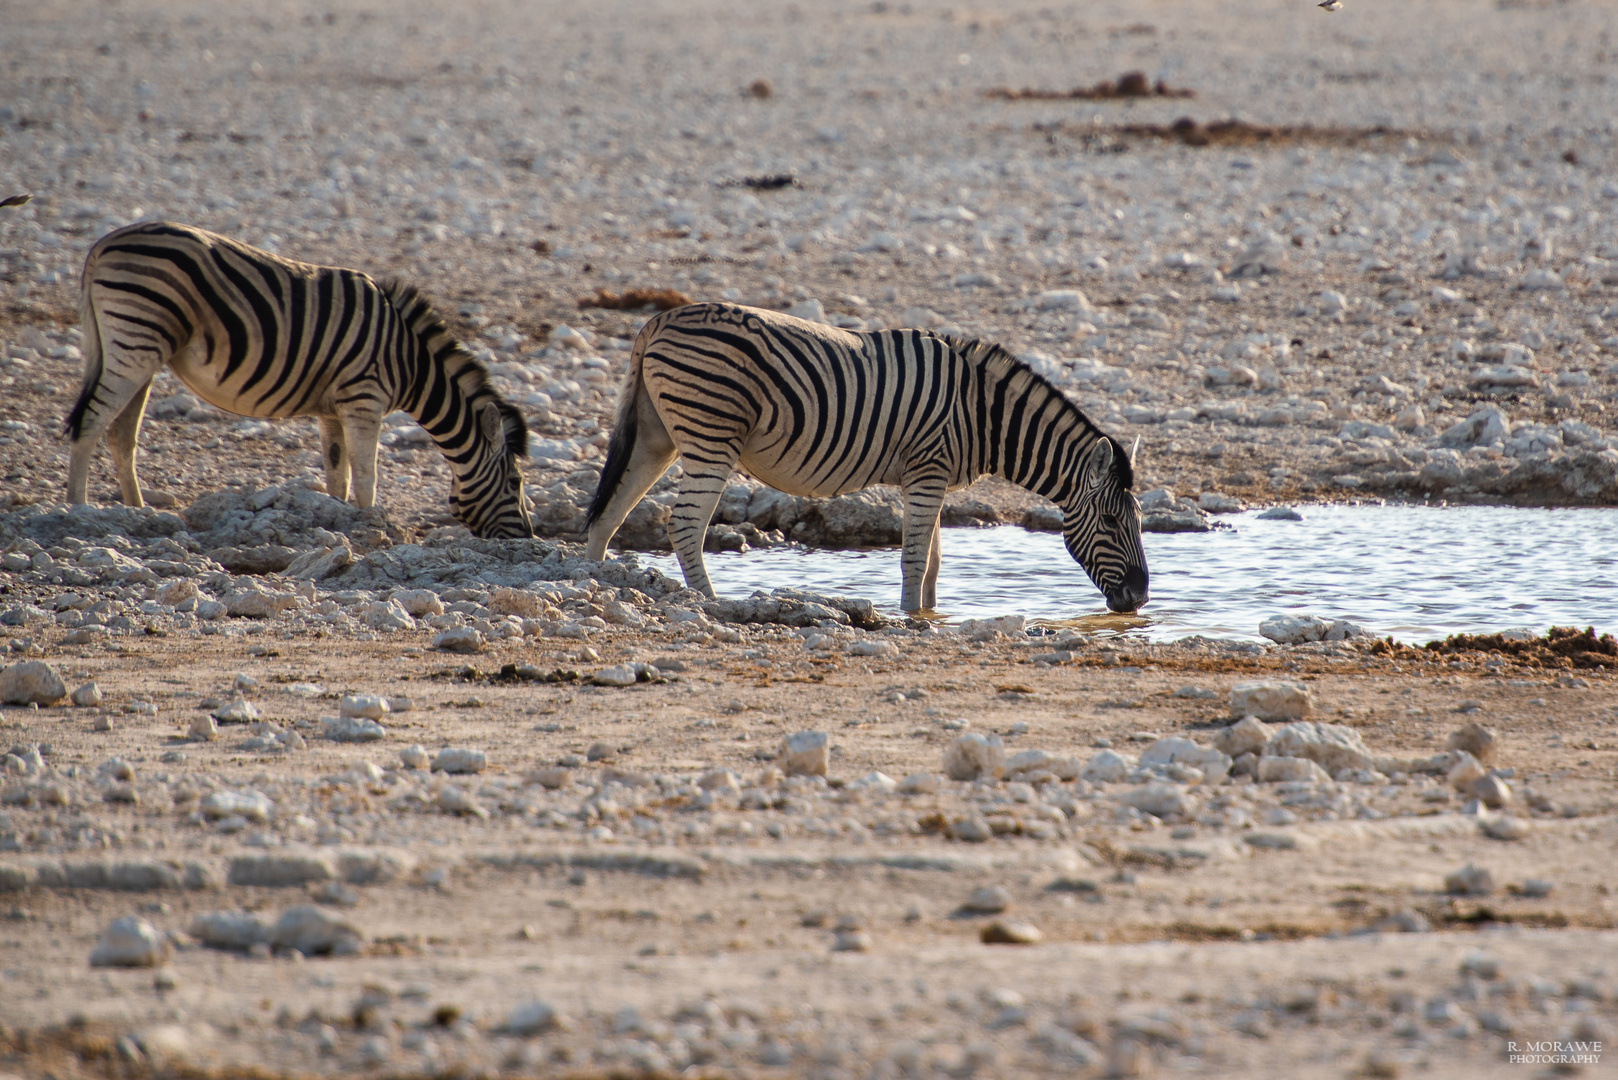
585;393;678;560
318;417;350;503
67;362;163;505
898;480;947;613
105;378;154;507
667;443;741;599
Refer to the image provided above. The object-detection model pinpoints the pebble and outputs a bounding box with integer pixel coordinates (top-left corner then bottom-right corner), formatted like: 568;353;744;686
831;929;872;952
1256;756;1331;783
961;886;1011;914
0;660;67;705
942;733;1005;782
321;716;386;742
980;920;1042;945
92;714;115;732
1267;721;1376;774
437;784;489;818
1447;752;1487;792
188;715;219;741
432;627;484;653
1480;814;1529;841
591;664;638;687
399;744;430;770
1518;878;1555;898
504;1000;559;1035
212;695;259;724
1080;749;1132;784
1255;506;1303;521
1445;863;1495;896
71;681;103;707
1117;782;1196;818
530;765;575;789
201;790;274;822
778;730;829;777
269;905;364;956
339;694;389;720
1213;715;1270;758
1229;680;1312;721
1258;614;1365;644
950;814;993;843
190;911;273;951
431;747;487;774
1445;721;1499;766
1471;773;1511;808
1138;737;1232;784
89;916;171;968
898;772;940;795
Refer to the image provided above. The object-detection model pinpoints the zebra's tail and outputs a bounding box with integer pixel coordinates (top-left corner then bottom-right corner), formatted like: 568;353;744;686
63;269;104;440
585;342;646;529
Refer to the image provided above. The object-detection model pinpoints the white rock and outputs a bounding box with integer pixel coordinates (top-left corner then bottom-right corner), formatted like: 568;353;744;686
223;588;301;619
696;768;741;792
212;695;259;724
431;747;487;774
340;694;389;720
89;916;171;968
1438;407;1509;448
591;664;638;687
962;885;1011;914
957;615;1024;642
1445;863;1495;896
943;732;1005;782
363;599;416;632
1256;756;1331;783
1213;716;1270;758
391;589;444;617
1138;737;1232;785
1081;749;1132;784
1230;680;1312;721
189;911;272;951
786;298;827;323
950;814;993;842
847;639;898;657
188;714;219;741
504;1000;559;1035
71;681;103;707
432;627;484;653
1116;782;1196;818
438;784;489;818
321;715;386;743
1035;289;1093;313
200;790;273;822
270;905;363;955
0;660;67;705
1267;722;1376;774
1447;752;1487;791
852;770;899;793
898;772;940;795
779;730;829;777
1003;749;1081;782
1444;722;1499;766
399;744;430;770
1480;814;1529;841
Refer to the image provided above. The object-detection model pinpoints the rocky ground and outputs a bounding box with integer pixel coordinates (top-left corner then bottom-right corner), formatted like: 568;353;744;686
2;1;1618;1077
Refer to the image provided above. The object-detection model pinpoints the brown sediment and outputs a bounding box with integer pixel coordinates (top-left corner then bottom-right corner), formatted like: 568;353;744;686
1420;625;1618;669
986;71;1194;101
576;287;693;312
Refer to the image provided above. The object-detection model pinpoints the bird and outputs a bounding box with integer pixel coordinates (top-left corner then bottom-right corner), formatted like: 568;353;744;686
1319;0;1342;10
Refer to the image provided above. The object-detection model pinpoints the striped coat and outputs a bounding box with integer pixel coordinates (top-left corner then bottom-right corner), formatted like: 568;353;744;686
65;222;531;538
586;303;1147;613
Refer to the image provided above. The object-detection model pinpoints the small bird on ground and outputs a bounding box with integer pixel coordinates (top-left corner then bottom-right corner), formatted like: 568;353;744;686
1319;0;1343;10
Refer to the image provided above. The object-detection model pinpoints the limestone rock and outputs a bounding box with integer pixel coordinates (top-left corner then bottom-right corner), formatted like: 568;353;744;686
1116;782;1197;818
321;716;386;742
504;1000;559;1035
591;664;638;687
1213;716;1270;759
190;911;273;951
270;904;363;955
1230;680;1312;721
1080;749;1132;784
1256;756;1332;783
200;790;273;822
223;588;301;619
980;920;1043;945
1259;614;1366;644
71;681;103;707
89;916;171;968
391;589;444;617
0;660;67;705
1138;737;1232;784
962;886;1011;914
1266;721;1375;774
1445;722;1499;766
779;730;829;777
212;695;258;724
339;694;389;720
363;599;416;632
432;627;483;653
1003;749;1081;782
399;744;430;770
227;853;335;887
943;733;1006;782
431;747;487;774
1445;863;1495;896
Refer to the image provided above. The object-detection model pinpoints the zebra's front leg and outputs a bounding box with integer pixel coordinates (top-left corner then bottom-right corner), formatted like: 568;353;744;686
666;449;739;598
318;416;350;503
338;412;383;509
899;481;946;613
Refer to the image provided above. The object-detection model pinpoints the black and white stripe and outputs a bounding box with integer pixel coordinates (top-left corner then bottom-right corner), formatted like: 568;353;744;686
65;221;532;539
586;302;1147;613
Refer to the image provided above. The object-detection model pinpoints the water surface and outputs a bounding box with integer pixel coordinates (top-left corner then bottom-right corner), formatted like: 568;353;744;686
642;505;1618;642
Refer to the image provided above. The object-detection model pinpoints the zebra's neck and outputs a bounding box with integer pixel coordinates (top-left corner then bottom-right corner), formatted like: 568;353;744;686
382;281;505;478
961;341;1107;507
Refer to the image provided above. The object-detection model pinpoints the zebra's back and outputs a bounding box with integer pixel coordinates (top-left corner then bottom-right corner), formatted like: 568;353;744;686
636;303;965;498
79;221;389;424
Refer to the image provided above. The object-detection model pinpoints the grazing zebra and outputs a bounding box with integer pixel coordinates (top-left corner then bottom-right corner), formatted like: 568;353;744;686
586;303;1148;613
65;221;533;538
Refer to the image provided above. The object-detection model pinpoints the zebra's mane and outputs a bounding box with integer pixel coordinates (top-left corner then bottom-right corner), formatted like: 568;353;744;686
380;279;529;459
941;334;1133;490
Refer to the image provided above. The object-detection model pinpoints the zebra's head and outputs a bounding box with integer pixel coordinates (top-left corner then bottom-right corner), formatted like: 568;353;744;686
1062;435;1149;613
451;400;534;539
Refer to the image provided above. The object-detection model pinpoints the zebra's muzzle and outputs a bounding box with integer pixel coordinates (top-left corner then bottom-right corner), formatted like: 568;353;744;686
1104;565;1149;613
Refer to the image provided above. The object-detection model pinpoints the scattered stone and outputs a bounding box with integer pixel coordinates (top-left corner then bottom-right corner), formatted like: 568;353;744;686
831;929;872;952
1117;782;1196;818
93;714;115;732
200;790;273;822
228;853;335;887
431;747;487;774
1081;749;1133;783
189;911;273;951
1213;716;1270;758
1481;815;1529;841
1255;506;1303;521
530;765;575;789
1445;863;1495;896
1518;878;1555;898
943;733;1006;782
1230;680;1311;721
438;784;489;818
504;1000;559;1035
339;694;389;720
321;716;386;743
71;681;103;707
1256;756;1331;783
1266;721;1375;774
1447;752;1487;792
212;695;259;724
779;730;829;776
188;715;219;741
399;744;430;770
270;905;363;956
1138;737;1232;784
432;627;483;653
962;886;1012;914
0;660;67;706
951;814;994;843
89;916;171;968
980;920;1042;945
591;664;638;687
223;588;302;619
898;772;940;795
1003;749;1081;782
1445;722;1499;766
1258;614;1365;644
1471;773;1511;808
392;589;444;617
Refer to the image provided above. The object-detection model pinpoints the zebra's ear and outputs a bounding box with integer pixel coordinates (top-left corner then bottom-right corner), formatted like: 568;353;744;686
479;401;502;443
1082;438;1115;491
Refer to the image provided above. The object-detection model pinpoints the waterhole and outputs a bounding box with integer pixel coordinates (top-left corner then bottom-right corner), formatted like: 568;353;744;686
643;505;1618;642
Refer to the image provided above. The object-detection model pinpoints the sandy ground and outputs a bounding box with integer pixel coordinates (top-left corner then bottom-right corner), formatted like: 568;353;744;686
2;1;1618;1078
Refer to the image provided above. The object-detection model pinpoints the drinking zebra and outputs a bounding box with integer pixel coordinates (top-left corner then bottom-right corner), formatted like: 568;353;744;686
586;303;1148;613
65;221;533;539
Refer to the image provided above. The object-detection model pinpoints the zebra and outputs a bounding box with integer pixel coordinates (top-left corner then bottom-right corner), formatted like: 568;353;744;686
65;221;533;539
585;302;1148;613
